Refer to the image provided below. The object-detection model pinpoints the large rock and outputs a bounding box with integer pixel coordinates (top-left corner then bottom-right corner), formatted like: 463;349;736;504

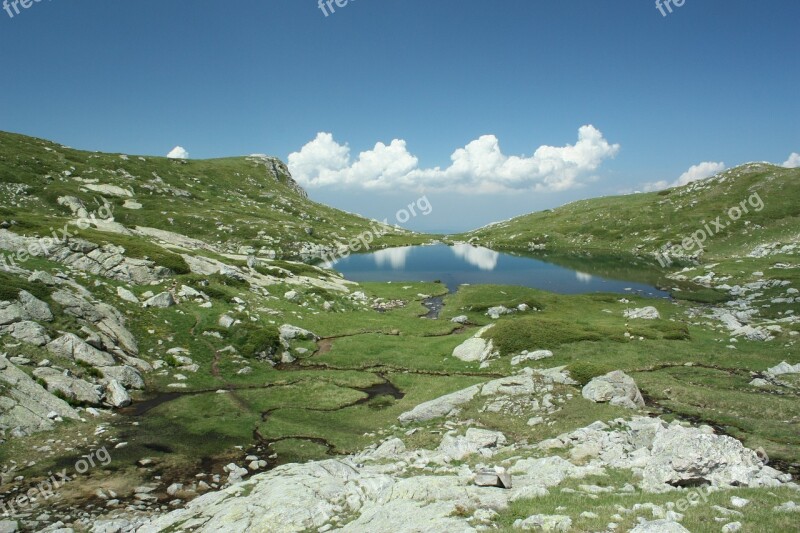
47;333;116;367
100;365;145;389
2;320;51;346
279;324;319;341
0;356;80;438
511;350;553;366
17;290;53;322
766;361;800;376
624;307;661;320
103;379;131;408
398;384;481;424
555;417;791;492
33;368;102;406
582;370;645;409
143;292;176;309
513;514;572;531
452;325;495;362
629;519;690;532
438;428;507;460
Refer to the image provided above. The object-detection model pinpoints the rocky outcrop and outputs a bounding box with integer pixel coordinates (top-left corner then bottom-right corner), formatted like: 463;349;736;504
0;356;80;438
0;291;54;346
452;324;496;363
51;289;138;357
0;230;170;284
47;333;116;367
582;371;645;409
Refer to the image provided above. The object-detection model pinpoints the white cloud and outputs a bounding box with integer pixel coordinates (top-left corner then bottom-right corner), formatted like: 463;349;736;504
167;146;189;159
288;126;619;194
642;161;726;192
451;244;499;271
783;152;800;168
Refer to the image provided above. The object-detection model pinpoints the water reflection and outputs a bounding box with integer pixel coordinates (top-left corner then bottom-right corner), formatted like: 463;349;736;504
372;246;413;269
575;271;593;283
451;244;499;271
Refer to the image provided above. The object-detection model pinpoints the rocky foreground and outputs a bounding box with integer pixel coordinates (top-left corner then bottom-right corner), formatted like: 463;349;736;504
79;368;798;533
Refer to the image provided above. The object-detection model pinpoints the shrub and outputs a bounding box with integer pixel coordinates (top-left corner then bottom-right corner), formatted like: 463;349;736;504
231;323;281;359
566;361;614;386
488;317;602;355
367;395;396;410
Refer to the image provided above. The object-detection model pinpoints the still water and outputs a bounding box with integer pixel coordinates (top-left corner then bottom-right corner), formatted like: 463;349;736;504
331;244;669;298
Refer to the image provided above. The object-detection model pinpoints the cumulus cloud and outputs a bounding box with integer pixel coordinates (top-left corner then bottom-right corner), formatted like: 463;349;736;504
783;152;800;168
642;161;726;192
167;146;189;159
288;126;619;193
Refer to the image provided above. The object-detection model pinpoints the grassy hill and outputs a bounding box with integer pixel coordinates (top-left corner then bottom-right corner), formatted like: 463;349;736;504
462;163;800;264
0;131;429;260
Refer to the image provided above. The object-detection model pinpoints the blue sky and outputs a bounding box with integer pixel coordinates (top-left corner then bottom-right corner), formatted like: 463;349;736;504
1;0;798;232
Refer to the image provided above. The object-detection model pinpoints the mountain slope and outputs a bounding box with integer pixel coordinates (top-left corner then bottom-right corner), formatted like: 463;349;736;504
0;131;427;261
463;163;800;264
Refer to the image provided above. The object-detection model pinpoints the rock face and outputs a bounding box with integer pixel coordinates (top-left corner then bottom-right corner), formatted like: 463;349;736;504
0;356;80;438
582;371;645;409
452;325;495;362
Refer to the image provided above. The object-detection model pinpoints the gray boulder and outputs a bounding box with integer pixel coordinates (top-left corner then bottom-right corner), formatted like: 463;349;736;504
279;324;319;341
398;384;481;424
629;520;690;532
47;333;116;367
452;325;495;362
4;321;51;346
143;292;176;309
100;365;145;389
624;306;661;320
33;368;102;406
17;290;53;322
103;379;131;408
582;370;645;409
513;514;572;531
